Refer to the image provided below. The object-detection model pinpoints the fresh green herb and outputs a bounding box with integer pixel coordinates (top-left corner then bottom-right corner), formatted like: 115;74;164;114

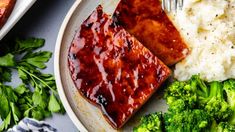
0;67;11;82
48;94;62;113
0;53;15;67
14;38;45;54
0;38;64;131
19;51;52;69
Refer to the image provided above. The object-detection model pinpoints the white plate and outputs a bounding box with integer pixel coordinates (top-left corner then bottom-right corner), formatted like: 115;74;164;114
55;0;167;131
0;0;36;40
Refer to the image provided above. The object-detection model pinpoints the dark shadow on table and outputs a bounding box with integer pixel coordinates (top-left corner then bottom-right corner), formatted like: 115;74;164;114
3;0;75;40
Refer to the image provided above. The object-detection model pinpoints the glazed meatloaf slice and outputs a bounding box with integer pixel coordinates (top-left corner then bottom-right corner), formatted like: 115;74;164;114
68;5;171;129
113;0;189;66
0;0;16;28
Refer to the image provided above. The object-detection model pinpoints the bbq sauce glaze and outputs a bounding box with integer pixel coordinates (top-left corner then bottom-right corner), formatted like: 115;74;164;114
113;0;189;66
68;6;171;129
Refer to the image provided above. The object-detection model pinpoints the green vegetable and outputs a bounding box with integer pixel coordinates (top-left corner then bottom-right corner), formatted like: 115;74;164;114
134;75;235;132
134;112;163;132
14;84;28;95
223;80;235;125
164;109;211;132
20;51;52;69
32;91;48;109
164;80;197;110
191;75;209;98
0;67;12;82
0;112;11;131
198;81;232;121
48;94;61;113
216;122;235;132
14;38;45;54
0;53;15;67
0;84;20;131
0;38;64;131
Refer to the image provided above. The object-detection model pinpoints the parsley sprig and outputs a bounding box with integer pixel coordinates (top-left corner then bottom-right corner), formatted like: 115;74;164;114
0;38;64;131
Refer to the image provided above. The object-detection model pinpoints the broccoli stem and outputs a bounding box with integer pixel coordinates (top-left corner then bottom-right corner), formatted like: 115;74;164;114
224;80;235;108
191;75;209;98
209;81;223;100
223;80;235;125
229;112;235;125
198;79;209;97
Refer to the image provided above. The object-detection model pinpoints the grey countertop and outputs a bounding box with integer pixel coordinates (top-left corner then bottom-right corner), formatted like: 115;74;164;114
3;0;78;131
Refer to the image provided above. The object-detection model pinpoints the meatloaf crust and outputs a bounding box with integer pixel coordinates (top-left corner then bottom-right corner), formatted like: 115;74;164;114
68;5;171;129
113;0;189;66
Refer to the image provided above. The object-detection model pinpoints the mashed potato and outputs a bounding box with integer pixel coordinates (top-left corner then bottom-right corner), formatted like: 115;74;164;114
170;0;235;82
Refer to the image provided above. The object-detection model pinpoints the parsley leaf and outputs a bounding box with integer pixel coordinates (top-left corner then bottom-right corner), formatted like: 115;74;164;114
0;38;64;131
0;67;12;82
14;84;28;95
0;53;15;67
20;51;52;69
0;112;11;131
32;91;48;109
0;94;10;119
48;94;61;113
10;102;21;124
14;38;45;54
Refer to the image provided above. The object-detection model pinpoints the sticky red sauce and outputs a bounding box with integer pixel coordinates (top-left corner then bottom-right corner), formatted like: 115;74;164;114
113;0;189;66
68;6;171;129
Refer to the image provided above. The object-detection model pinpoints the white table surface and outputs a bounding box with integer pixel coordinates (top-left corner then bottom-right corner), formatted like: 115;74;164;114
3;0;78;131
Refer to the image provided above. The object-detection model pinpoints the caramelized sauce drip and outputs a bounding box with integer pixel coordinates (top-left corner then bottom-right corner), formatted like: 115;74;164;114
113;0;189;66
68;6;171;129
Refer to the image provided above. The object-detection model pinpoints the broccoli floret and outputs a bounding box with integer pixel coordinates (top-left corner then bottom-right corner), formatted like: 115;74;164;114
164;109;211;132
209;121;235;132
190;75;209;99
204;98;232;122
134;76;235;132
167;99;187;113
133;112;163;132
223;80;235;125
204;81;232;121
216;122;235;132
164;80;197;109
194;79;233;121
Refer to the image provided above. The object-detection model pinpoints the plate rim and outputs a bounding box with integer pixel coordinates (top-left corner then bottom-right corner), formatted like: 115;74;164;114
0;0;36;40
54;0;88;131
